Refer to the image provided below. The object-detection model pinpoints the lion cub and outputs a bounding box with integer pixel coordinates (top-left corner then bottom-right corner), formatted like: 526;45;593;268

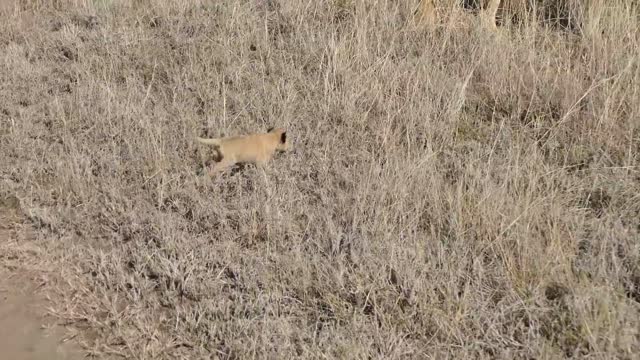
196;127;290;174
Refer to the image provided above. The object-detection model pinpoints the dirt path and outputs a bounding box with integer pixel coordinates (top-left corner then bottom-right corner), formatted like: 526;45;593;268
0;275;84;360
0;205;84;360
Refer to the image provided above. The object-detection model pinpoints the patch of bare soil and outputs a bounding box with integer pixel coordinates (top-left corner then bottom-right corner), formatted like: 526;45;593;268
0;207;84;360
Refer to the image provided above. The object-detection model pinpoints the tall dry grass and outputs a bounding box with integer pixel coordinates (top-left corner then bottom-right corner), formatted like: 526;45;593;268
1;0;639;358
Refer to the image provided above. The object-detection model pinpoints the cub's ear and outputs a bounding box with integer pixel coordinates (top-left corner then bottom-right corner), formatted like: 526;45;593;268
267;127;275;133
280;131;287;144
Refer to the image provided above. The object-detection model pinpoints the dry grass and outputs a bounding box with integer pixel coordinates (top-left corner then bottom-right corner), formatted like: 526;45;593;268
1;0;639;358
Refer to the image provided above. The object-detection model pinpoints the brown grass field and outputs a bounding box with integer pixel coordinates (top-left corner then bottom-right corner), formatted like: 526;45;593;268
1;0;639;358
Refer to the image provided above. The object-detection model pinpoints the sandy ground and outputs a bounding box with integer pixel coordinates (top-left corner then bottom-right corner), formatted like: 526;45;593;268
0;208;84;360
0;276;83;360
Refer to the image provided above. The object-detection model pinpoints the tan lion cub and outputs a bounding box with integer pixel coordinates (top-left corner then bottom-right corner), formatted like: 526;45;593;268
196;127;290;175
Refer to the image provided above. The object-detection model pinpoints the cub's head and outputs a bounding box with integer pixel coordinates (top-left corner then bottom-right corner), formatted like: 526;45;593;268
268;127;290;152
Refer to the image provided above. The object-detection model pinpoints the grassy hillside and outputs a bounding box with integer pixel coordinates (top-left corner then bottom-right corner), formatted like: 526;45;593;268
1;0;638;358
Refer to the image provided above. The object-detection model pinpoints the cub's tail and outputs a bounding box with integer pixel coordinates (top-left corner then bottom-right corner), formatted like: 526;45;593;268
195;137;221;146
